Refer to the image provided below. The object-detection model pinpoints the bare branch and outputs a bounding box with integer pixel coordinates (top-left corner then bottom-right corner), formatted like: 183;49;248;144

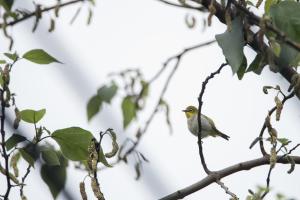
159;155;300;200
0;0;85;28
197;63;227;174
155;0;206;11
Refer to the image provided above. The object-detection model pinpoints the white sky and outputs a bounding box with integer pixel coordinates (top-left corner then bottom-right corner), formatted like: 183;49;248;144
0;0;300;199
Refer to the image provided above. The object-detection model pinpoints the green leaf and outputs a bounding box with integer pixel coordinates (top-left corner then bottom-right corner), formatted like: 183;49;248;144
0;0;14;11
41;163;66;199
20;144;39;167
22;49;61;64
216;17;247;75
51;127;94;161
97;82;118;103
277;138;290;145
87;95;102;121
41;149;60;166
269;1;300;67
20;109;46;124
141;80;149;98
98;146;112;167
237;57;247;80
121;96;136;129
4;52;18;62
265;0;278;14
0;60;6;64
5;134;27;151
247;53;267;75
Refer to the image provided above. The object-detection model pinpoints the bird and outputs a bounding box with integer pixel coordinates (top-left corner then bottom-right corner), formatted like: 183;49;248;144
182;105;229;140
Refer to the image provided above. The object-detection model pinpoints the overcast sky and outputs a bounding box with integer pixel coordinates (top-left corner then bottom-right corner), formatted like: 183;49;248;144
1;0;300;199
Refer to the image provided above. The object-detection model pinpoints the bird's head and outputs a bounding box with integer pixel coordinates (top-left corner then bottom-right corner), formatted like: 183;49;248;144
182;105;198;119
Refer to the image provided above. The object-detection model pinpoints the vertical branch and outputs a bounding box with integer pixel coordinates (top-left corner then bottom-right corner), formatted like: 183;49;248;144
0;88;11;199
197;63;227;174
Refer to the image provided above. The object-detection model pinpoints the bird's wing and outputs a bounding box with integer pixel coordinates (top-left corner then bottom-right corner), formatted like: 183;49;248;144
202;114;216;128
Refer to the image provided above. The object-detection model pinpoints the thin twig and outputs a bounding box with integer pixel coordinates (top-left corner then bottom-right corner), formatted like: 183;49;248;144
155;0;206;11
120;40;216;161
0;87;11;199
216;180;238;199
0;0;85;28
197;63;227;174
19;165;31;198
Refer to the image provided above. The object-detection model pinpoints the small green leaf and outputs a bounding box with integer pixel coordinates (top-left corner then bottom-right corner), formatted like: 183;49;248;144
216;17;247;75
41;163;66;199
20;146;37;167
87;95;102;121
277;138;290;145
22;49;61;64
98;146;112;167
97;82;118;103
121;96;136;129
0;60;6;64
20;109;46;124
247;53;267;75
4;52;18;61
41;149;60;166
237;57;247;80
141;80;149;98
6;134;27;151
51;127;94;161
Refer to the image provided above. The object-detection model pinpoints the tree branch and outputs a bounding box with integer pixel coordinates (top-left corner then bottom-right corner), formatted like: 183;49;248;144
197;63;227;174
0;0;85;28
159;155;300;200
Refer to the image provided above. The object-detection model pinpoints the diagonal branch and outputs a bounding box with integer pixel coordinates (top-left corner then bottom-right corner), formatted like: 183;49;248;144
0;0;84;28
159;155;300;200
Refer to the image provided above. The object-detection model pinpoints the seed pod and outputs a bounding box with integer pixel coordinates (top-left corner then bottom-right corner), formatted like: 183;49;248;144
105;131;119;158
208;3;216;26
91;177;105;200
13;107;21;129
88;139;98;172
275;96;283;121
10;152;20;177
270;147;277;168
79;182;88;200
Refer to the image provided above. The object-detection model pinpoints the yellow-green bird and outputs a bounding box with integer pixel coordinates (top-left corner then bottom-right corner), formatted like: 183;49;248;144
182;105;229;140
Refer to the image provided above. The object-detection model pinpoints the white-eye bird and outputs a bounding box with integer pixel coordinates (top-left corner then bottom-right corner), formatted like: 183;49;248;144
182;105;229;140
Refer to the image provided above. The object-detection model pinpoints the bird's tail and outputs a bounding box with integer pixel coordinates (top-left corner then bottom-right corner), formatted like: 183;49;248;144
216;129;230;140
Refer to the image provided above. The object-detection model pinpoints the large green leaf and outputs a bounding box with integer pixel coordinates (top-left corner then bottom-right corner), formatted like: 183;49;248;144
51;127;94;161
121;96;136;128
20;109;46;124
41;148;60;166
41;163;66;199
216;17;247;76
22;49;61;64
5;134;27;151
269;1;300;67
97;82;118;103
87;95;102;121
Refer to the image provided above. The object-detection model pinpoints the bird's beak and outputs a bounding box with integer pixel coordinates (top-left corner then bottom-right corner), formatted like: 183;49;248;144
182;109;187;112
